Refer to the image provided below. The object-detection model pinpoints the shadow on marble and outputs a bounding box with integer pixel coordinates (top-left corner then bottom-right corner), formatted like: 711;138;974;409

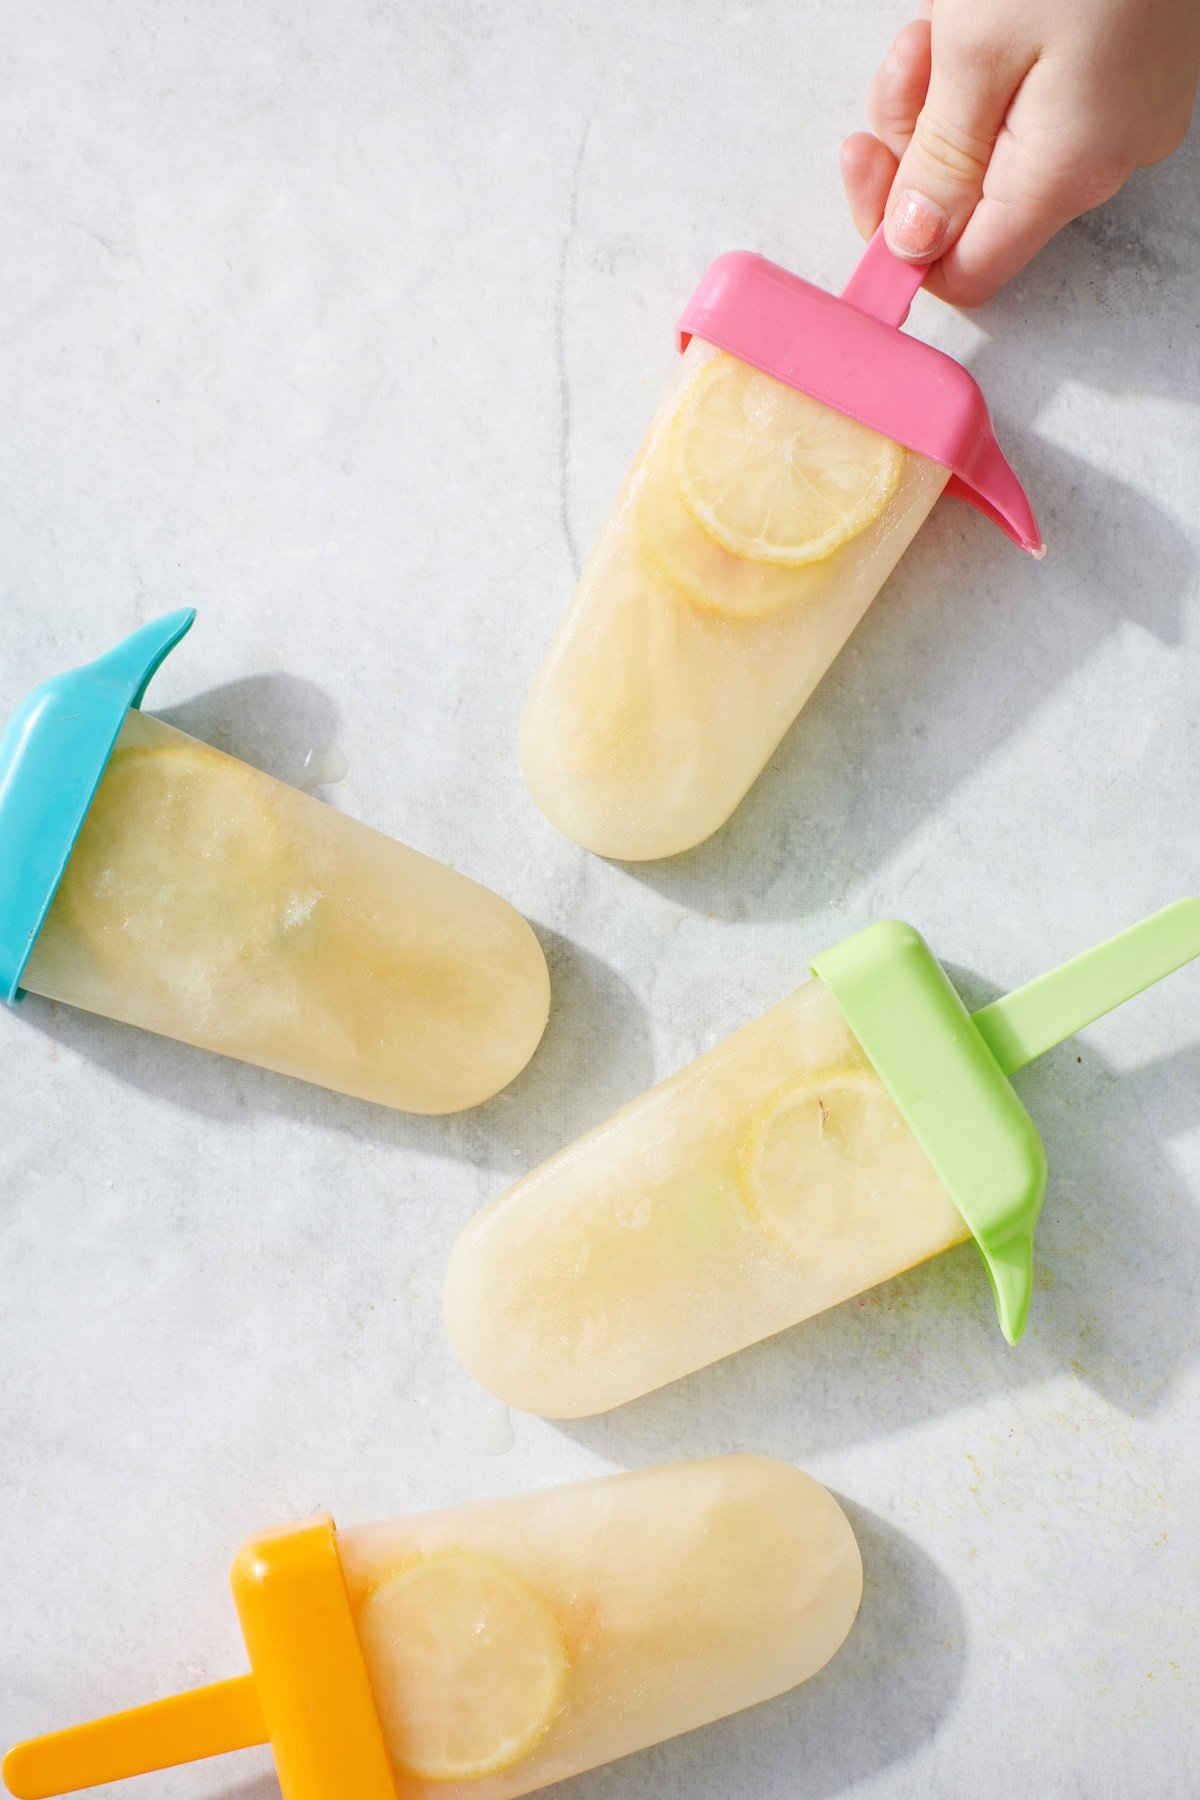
975;123;1200;405
615;431;1192;923
157;673;342;790
551;1007;1198;1469
539;1504;964;1800
206;1781;279;1800
15;924;651;1182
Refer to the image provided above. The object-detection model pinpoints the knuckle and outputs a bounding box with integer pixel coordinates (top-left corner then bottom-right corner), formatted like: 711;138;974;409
947;31;1011;85
890;19;930;74
1069;151;1135;212
1074;171;1125;212
912;107;994;183
1148;109;1193;163
867;89;904;138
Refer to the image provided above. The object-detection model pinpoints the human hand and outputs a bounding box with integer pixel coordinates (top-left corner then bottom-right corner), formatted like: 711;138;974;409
841;0;1200;306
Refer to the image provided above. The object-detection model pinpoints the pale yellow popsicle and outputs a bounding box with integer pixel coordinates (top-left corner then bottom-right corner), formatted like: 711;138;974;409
445;976;971;1415
520;339;949;860
23;711;550;1112
337;1455;863;1797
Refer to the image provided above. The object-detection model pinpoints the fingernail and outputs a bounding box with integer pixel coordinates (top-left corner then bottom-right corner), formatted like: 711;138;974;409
887;189;949;259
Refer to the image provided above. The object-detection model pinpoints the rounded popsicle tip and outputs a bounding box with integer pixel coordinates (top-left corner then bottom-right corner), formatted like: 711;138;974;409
443;1211;636;1419
517;644;748;863
411;902;552;1114
442;1217;583;1416
518;736;720;862
720;1454;865;1690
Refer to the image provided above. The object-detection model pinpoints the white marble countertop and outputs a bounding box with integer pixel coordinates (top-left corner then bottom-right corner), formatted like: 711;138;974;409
2;5;1198;1798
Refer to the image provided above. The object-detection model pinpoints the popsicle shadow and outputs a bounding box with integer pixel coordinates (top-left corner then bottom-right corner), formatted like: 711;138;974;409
553;968;1198;1467
541;1504;964;1800
19;664;652;1177
615;148;1197;924
156;674;342;791
14;921;652;1184
616;441;1191;924
205;1778;278;1800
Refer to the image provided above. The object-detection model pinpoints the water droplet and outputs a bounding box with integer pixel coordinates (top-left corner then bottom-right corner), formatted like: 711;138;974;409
475;1399;514;1456
299;743;349;791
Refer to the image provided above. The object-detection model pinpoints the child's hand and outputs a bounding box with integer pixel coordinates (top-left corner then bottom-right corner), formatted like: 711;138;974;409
841;0;1200;306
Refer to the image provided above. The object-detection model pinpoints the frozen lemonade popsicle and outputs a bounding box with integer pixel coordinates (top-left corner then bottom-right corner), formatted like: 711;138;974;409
521;231;1042;860
446;904;1200;1415
3;1460;863;1800
0;613;549;1112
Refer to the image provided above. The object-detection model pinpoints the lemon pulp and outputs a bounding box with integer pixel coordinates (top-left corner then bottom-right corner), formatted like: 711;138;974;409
635;456;818;621
738;1068;937;1262
357;1550;568;1781
672;354;903;569
56;740;296;982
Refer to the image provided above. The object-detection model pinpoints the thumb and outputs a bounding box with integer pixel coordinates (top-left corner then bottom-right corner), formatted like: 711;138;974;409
884;33;1027;263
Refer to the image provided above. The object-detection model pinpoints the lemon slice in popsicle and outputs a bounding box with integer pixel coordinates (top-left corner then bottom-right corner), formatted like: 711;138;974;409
673;354;903;567
357;1550;568;1782
636;456;821;621
738;1069;937;1264
57;739;296;980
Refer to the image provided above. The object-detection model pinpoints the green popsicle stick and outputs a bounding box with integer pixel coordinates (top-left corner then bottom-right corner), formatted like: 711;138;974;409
813;901;1200;1344
972;898;1200;1076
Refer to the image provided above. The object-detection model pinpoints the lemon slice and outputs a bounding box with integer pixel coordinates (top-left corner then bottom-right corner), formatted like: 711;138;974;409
636;456;819;620
673;354;904;567
358;1550;568;1782
738;1069;929;1261
57;739;296;981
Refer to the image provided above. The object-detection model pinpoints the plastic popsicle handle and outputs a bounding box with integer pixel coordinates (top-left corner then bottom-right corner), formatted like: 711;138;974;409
1;1517;396;1800
2;1678;266;1798
839;231;1045;554
92;608;196;707
0;608;197;1003
973;899;1200;1076
815;900;1200;1346
840;226;930;328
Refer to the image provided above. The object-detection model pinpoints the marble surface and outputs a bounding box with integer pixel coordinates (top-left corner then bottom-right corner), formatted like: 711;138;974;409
2;5;1198;1797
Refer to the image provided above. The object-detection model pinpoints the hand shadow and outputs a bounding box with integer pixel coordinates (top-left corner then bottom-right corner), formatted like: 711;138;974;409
15;920;652;1185
552;977;1198;1467
614;134;1198;923
538;1503;964;1800
973;117;1200;407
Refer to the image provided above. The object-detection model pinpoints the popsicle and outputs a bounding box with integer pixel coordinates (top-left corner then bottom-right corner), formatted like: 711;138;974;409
520;231;1043;860
445;902;1200;1416
0;613;550;1113
2;1457;863;1800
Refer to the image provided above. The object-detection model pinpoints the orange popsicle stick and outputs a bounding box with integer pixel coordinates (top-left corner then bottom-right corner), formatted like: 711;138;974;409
3;1675;267;1799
